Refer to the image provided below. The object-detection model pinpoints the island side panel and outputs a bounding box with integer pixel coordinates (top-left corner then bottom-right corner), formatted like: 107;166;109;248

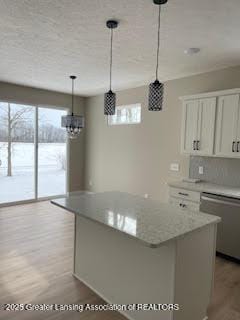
173;224;217;320
74;215;176;320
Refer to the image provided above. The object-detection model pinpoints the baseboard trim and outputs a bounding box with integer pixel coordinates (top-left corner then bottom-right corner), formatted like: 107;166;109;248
73;273;209;320
216;251;240;264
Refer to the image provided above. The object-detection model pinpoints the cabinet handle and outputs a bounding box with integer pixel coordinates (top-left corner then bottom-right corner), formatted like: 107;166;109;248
232;141;236;152
178;192;189;197
237;141;240;153
197;140;200;150
179;203;186;208
193;140;196;150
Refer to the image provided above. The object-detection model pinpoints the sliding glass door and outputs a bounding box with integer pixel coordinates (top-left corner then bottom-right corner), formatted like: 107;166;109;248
0;103;35;203
0;102;67;205
38;108;67;197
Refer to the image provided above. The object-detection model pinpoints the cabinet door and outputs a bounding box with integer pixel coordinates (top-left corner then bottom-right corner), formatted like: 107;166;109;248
169;196;200;212
197;97;216;155
236;104;240;154
181;100;199;154
215;94;239;157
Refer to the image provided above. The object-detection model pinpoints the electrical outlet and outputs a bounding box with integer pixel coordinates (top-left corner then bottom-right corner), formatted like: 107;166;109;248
89;180;93;186
144;194;149;198
170;163;180;172
199;166;204;175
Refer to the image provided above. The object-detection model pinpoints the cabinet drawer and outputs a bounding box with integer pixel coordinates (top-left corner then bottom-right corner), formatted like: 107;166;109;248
169;197;200;212
169;187;200;203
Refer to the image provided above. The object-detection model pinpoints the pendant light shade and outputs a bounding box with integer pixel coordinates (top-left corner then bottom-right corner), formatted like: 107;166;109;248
148;0;168;111
61;76;84;139
149;79;164;111
104;20;118;115
104;90;116;115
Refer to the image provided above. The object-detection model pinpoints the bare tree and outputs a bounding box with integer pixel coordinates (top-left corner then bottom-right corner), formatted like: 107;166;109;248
54;150;66;170
0;103;33;176
38;123;66;143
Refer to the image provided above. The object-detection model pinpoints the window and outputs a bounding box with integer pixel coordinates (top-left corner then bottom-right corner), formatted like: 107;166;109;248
108;103;141;125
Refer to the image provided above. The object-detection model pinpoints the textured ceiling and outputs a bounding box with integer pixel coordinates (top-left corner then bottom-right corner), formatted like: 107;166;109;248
0;0;240;96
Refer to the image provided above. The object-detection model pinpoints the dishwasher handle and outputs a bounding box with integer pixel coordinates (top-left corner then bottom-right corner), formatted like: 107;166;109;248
201;194;240;208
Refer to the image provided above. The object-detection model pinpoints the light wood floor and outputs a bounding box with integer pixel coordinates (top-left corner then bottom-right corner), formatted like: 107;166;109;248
0;201;239;320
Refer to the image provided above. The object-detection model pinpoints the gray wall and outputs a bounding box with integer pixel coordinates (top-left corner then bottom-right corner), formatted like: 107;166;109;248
84;65;240;202
0;81;86;192
3;64;240;199
189;156;240;187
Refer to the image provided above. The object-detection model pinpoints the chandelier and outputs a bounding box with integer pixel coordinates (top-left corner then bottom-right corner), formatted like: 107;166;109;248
61;75;84;139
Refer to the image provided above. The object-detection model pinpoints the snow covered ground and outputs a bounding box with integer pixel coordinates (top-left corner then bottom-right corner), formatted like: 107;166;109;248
0;142;66;203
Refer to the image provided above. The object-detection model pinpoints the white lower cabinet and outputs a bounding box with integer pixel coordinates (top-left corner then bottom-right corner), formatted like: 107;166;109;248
169;197;200;211
169;187;200;202
169;187;200;212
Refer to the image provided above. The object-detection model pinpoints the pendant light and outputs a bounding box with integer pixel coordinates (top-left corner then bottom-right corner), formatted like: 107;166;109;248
61;76;84;139
104;20;119;115
148;0;168;111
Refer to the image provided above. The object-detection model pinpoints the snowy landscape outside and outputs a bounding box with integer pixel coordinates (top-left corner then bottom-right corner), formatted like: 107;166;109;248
0;103;67;204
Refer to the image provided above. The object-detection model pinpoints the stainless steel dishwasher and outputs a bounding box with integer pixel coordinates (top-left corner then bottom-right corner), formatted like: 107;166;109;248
200;192;240;261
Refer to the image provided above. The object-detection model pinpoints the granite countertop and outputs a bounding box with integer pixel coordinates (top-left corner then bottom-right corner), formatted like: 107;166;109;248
168;181;240;199
51;191;220;248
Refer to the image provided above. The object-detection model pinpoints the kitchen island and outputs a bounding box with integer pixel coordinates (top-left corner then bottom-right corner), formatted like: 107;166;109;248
51;191;220;320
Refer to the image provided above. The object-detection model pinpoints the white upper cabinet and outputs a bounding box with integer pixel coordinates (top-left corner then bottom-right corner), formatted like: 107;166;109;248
215;94;240;157
237;103;240;153
181;99;199;154
181;89;240;158
197;97;216;155
181;97;216;155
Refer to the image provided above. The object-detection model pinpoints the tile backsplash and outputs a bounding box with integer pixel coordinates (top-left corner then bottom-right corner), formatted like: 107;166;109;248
189;156;240;187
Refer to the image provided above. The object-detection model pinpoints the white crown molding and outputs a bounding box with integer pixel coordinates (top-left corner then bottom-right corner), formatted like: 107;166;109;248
179;88;240;101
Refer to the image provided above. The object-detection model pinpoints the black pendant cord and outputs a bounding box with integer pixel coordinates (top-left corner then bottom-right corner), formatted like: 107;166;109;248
109;28;113;91
71;77;74;116
104;20;118;115
155;4;161;80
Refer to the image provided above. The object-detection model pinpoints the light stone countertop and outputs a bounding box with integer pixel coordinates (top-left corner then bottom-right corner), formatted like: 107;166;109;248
51;191;220;248
168;181;240;199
